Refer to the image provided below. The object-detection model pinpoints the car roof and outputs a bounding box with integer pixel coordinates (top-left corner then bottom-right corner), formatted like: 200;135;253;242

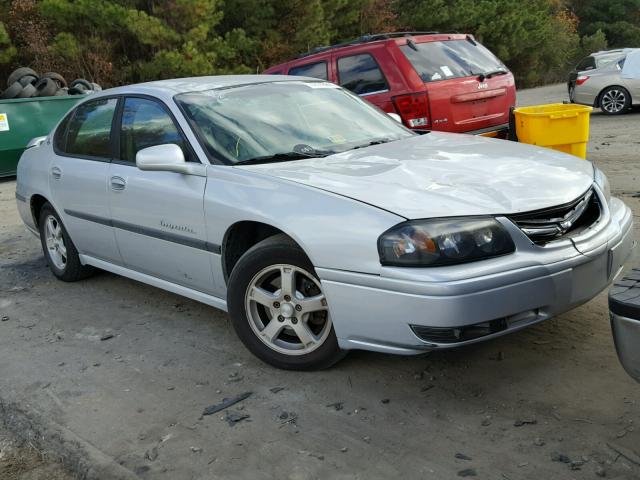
103;74;307;97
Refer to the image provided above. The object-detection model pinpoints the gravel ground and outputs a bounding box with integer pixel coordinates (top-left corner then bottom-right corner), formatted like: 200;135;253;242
0;83;639;479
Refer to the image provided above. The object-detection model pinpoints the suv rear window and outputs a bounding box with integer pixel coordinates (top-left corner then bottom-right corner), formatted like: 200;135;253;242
288;62;328;80
337;54;389;95
400;39;505;82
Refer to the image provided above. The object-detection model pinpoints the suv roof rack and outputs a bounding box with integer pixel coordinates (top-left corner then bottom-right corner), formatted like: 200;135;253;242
296;31;460;58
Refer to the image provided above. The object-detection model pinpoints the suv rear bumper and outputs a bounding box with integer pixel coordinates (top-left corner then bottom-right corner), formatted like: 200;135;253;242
468;123;509;138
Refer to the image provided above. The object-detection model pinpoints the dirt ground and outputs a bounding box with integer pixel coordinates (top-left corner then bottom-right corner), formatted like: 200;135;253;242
0;83;639;480
0;427;72;480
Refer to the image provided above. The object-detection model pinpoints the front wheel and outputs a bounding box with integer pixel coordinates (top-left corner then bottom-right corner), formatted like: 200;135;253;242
599;86;631;115
227;235;345;370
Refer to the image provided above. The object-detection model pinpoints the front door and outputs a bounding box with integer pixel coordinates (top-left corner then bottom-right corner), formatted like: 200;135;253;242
49;97;121;264
107;96;214;293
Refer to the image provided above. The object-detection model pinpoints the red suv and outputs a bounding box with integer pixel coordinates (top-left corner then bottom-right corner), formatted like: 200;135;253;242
264;32;516;135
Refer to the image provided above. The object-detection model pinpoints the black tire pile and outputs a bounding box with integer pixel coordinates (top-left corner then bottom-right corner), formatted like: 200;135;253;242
0;67;102;100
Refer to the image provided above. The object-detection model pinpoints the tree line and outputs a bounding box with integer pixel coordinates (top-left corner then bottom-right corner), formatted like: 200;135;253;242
1;0;639;89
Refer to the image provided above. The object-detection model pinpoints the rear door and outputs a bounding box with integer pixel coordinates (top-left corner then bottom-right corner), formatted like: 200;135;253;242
49;97;122;264
398;37;516;133
334;45;397;113
621;51;640;101
108;96;214;293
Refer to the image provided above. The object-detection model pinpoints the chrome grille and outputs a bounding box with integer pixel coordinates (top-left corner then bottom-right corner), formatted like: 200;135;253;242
509;188;601;245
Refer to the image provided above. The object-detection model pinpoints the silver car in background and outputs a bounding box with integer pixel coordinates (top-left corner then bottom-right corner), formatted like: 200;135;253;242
15;76;634;370
570;48;640;114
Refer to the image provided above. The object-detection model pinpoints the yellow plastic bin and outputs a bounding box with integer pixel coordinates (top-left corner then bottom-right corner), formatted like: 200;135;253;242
513;103;593;159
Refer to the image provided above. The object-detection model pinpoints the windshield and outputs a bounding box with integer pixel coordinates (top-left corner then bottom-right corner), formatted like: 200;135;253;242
400;39;506;82
175;81;413;164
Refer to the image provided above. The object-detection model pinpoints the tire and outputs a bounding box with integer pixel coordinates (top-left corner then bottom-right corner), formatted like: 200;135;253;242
18;75;38;87
42;72;67;88
70;78;92;91
91;82;102;91
55;87;69;96
38;203;95;282
35;77;58;97
17;83;36;98
0;81;24;99
7;67;38;87
599;86;631;115
227;234;345;370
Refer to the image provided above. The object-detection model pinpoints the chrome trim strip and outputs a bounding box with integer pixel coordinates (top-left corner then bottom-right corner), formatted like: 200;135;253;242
64;209;221;254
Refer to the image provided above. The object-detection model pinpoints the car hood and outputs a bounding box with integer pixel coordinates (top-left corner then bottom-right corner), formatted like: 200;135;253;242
236;132;594;219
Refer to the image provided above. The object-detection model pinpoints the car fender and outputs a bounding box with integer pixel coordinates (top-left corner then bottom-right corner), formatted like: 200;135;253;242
203;165;405;275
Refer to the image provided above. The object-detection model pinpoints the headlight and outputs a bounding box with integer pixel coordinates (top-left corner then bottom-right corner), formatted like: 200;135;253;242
594;167;611;204
378;218;515;267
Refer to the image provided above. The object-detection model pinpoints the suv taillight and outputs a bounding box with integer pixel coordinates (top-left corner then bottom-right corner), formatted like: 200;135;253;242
392;93;430;129
576;75;589;86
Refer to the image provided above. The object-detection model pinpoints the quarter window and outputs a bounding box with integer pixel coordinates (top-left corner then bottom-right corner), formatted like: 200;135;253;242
288;62;328;80
337;54;389;95
65;98;118;159
120;97;189;162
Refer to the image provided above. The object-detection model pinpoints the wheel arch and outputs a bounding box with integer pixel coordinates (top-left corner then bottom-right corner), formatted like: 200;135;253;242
30;193;50;227
221;220;311;283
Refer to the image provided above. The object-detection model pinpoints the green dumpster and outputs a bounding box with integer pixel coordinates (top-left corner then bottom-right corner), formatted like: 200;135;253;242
0;95;84;177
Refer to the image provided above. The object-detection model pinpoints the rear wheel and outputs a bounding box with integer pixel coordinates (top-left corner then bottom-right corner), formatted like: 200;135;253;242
227;235;345;370
38;203;94;282
599;86;630;115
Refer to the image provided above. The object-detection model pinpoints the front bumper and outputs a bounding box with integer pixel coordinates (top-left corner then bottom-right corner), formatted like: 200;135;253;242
319;191;634;355
609;269;640;382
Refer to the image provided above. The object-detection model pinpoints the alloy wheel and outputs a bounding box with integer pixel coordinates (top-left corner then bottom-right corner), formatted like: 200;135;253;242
44;214;67;270
601;89;627;113
245;264;331;355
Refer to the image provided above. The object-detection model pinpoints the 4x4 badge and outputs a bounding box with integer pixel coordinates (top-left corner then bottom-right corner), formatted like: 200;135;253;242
478;83;489;89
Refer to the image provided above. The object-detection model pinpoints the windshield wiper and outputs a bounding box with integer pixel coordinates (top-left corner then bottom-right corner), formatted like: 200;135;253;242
349;138;395;150
477;69;508;81
235;149;333;165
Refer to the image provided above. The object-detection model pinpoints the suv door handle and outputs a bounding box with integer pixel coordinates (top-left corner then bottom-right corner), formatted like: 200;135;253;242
50;166;62;179
110;176;126;191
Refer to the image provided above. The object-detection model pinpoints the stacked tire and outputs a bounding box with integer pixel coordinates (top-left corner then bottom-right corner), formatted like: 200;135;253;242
1;67;101;100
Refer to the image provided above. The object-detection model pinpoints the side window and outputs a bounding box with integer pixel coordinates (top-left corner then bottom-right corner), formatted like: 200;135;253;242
337;54;389;95
288;62;328;80
120;97;190;162
65;98;118;159
53;111;73;152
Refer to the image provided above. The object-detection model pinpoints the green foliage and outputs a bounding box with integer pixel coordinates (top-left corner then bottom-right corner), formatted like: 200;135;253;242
579;29;608;57
0;0;637;88
0;22;17;65
570;0;640;48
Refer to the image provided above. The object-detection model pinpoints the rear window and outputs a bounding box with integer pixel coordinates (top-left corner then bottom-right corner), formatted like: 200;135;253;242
337;54;389;95
288;62;328;80
400;39;506;83
576;57;596;71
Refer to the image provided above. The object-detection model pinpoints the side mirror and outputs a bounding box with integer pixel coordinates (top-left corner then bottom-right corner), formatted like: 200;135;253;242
136;144;205;176
387;112;402;123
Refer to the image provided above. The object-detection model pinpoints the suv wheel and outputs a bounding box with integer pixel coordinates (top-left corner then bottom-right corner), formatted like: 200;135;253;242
38;203;94;281
227;234;345;370
599;86;630;115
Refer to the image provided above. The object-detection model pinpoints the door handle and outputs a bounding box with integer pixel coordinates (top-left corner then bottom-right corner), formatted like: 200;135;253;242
50;166;62;179
110;176;126;191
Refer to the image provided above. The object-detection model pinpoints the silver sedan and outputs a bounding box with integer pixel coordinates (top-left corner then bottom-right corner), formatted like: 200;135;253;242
570;49;640;114
16;76;634;369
